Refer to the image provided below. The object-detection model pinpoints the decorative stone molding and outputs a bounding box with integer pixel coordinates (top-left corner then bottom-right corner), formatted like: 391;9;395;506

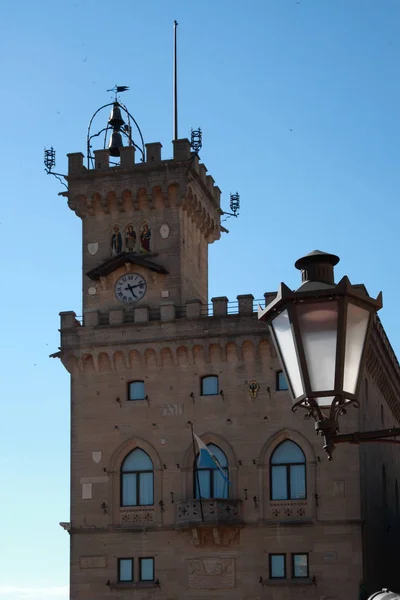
269;499;308;519
187;557;235;589
57;339;271;375
119;506;154;525
176;499;242;527
181;526;241;547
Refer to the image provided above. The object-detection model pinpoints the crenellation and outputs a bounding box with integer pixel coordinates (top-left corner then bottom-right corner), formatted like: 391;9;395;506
206;174;215;194
237;294;254;316
93;149;110;171
119;145;135;168
172;138;191;161
67;152;85;174
212;296;228;317
145;142;162;163
186;299;202;318
198;163;208;183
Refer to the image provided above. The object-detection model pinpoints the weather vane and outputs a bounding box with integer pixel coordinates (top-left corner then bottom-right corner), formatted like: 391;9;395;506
106;85;130;100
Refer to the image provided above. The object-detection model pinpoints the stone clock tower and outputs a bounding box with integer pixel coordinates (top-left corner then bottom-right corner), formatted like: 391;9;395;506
56;97;398;600
67;134;221;320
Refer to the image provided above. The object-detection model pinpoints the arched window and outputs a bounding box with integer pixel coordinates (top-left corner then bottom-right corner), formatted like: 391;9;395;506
121;449;154;506
194;444;228;499
270;440;306;500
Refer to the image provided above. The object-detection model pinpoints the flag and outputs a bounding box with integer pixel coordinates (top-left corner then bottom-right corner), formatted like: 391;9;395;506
193;433;230;485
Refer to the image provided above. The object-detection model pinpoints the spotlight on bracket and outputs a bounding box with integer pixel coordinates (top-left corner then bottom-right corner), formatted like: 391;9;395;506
190;127;202;153
221;192;240;223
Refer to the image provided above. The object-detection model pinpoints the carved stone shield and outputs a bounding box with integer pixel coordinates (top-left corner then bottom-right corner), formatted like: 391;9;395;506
92;451;102;463
88;243;99;256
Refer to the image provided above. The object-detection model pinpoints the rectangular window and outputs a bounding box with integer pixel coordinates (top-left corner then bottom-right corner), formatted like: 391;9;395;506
290;464;306;499
276;370;289;391
201;375;219;395
139;472;154;505
122;473;137;506
118;558;134;582
195;469;211;499
269;554;286;578
139;557;154;581
292;553;309;578
271;465;288;500
129;381;145;401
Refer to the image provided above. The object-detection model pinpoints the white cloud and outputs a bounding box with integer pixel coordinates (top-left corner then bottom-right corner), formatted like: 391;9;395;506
0;585;68;599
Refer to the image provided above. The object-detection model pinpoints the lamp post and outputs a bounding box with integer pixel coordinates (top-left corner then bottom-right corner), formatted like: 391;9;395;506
259;250;400;459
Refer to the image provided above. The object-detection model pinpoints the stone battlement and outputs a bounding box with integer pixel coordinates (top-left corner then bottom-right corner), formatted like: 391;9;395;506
59;292;277;331
67;138;221;208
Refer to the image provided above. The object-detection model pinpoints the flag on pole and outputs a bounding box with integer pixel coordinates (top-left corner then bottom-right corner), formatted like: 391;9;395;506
193;432;230;485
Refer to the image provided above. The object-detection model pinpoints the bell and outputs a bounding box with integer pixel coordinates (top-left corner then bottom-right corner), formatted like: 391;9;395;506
108;131;123;157
108;103;125;129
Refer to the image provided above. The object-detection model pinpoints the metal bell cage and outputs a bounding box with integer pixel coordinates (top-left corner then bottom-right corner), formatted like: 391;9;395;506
86;100;145;168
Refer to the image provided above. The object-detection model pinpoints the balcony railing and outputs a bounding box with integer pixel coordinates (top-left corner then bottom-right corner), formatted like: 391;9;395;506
176;498;242;527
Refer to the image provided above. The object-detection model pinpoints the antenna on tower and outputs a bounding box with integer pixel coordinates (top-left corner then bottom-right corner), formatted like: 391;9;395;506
173;20;178;141
44;147;68;189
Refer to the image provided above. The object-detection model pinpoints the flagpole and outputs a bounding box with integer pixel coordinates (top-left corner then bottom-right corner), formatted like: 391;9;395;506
190;422;205;522
173;20;178;141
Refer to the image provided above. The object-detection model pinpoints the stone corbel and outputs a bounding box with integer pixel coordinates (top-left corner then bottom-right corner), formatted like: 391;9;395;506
124;262;132;273
191;528;200;545
86;198;95;216
162;192;171;208
133;192;140;211
100;276;107;291
176;191;186;207
101;197;110;214
147;194;156;210
151;273;158;285
116;195;125;212
212;527;220;545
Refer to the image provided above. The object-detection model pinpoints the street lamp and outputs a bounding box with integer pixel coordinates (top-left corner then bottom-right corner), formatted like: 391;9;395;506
258;250;400;459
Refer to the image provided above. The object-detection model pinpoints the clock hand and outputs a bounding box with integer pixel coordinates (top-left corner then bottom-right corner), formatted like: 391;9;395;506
125;283;138;298
126;282;145;289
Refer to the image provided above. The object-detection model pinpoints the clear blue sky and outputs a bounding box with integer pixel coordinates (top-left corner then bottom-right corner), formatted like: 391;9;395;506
0;1;399;598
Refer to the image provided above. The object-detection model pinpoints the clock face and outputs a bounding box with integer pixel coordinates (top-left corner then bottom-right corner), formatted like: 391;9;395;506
115;273;147;304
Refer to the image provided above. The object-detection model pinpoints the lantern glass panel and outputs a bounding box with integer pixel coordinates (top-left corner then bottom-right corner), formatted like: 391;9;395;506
297;301;338;392
343;302;370;394
316;395;335;408
271;310;304;398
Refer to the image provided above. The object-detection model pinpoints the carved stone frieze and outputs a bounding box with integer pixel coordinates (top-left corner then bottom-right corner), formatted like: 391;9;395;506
187;557;235;588
181;526;240;547
58;339;270;374
269;499;308;519
120;506;154;525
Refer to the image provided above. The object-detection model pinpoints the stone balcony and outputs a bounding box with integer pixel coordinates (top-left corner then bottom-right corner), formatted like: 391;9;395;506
175;498;242;528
